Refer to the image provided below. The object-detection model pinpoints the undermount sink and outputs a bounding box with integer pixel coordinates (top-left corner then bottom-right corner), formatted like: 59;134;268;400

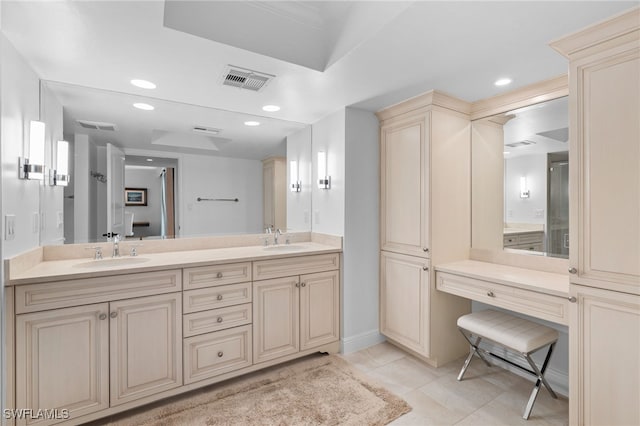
262;244;304;251
74;257;151;269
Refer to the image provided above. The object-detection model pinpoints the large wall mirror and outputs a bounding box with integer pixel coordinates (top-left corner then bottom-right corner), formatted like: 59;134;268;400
471;95;569;259
41;80;311;244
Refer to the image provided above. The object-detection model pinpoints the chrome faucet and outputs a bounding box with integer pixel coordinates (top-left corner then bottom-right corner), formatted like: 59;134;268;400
112;234;121;257
274;228;282;245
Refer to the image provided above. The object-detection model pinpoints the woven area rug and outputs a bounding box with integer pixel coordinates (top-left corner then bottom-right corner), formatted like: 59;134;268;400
104;354;411;426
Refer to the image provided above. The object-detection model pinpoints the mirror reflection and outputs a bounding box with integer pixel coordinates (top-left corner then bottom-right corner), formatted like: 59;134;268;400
471;96;569;258
42;80;311;244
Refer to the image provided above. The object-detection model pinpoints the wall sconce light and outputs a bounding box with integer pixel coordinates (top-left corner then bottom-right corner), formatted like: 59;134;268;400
19;120;46;180
520;176;530;198
50;140;70;186
290;160;301;192
317;151;331;189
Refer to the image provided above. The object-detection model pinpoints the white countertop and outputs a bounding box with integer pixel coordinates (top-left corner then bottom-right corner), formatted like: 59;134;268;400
8;242;341;286
435;259;569;298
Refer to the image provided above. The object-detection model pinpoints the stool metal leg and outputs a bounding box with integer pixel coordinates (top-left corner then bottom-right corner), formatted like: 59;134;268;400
522;342;558;420
457;329;491;381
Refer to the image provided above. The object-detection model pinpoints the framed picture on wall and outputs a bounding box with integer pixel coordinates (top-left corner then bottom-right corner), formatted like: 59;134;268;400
125;188;147;206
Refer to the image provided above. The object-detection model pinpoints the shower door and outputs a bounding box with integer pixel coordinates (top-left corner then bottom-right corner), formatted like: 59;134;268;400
547;152;569;258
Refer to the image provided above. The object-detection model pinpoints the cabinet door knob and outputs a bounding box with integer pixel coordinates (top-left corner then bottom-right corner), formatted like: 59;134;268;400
301;282;306;287
99;313;107;320
217;317;223;323
423;248;429;252
487;291;495;297
217;351;224;358
568;267;577;274
216;272;223;278
295;283;300;288
568;297;577;303
110;311;118;319
423;266;429;271
217;294;223;301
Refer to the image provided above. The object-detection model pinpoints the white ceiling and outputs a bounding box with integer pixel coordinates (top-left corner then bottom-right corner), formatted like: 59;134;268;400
2;1;636;155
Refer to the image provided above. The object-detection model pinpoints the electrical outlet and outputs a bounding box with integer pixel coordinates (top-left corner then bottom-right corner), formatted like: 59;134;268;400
57;211;64;229
5;214;15;241
535;209;545;218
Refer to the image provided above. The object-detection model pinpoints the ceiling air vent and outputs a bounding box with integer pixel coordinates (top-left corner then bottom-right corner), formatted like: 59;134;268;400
192;126;221;136
536;127;569;143
77;120;117;131
505;140;537;148
221;65;275;92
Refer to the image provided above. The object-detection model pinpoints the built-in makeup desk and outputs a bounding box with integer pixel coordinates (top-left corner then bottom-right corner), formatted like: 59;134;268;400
435;260;571;325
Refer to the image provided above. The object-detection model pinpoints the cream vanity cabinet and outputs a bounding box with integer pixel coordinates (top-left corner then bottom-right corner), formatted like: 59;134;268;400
551;8;640;425
252;254;340;364
14;270;183;425
182;262;253;385
377;91;472;366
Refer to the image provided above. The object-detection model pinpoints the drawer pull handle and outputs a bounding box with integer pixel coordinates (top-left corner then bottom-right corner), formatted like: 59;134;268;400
218;351;224;358
423;266;429;271
99;313;107;320
110;311;118;319
216;272;223;278
217;317;223;323
487;291;495;297
568;267;577;274
568;297;577;303
217;294;223;301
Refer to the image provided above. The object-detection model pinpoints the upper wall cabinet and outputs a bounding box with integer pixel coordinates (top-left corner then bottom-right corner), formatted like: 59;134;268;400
552;8;640;294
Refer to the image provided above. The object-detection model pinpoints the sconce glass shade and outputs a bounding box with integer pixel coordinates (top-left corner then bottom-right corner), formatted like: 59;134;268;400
317;151;331;189
19;120;46;180
54;140;70;186
289;160;301;192
520;176;530;198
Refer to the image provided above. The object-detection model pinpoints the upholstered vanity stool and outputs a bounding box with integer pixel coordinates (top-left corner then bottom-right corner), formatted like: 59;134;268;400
456;309;559;420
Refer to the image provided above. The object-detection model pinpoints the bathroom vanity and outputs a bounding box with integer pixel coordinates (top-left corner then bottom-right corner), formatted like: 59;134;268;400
3;234;342;425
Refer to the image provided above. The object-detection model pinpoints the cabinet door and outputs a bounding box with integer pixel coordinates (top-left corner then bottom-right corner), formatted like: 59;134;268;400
110;293;182;406
380;115;430;257
380;251;429;355
253;276;299;363
16;304;109;425
570;285;640;425
300;270;340;350
570;43;640;292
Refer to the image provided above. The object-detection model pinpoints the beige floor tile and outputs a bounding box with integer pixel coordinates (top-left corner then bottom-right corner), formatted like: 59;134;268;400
364;341;408;366
373;356;441;392
398;389;468;425
338;349;379;372
418;373;504;417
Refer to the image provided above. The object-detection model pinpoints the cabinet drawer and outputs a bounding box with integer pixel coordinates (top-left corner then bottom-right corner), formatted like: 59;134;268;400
503;235;518;246
518;233;544;244
183;262;252;290
253;253;340;281
183;282;251;314
15;270;182;314
436;272;569;325
183;325;252;384
183;303;252;337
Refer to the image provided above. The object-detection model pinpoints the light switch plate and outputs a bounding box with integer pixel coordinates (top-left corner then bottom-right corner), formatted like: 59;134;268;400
5;214;15;241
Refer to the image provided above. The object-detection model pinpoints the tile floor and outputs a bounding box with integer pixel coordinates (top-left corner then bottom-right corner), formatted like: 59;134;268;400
340;342;568;426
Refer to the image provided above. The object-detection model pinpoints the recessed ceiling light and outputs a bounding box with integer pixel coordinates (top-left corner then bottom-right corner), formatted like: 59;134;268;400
146;158;153;162
131;79;156;89
244;121;260;126
262;105;280;112
133;103;154;111
495;78;512;87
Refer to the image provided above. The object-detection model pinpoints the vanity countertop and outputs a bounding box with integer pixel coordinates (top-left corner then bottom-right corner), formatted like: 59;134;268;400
435;259;569;298
7;242;342;286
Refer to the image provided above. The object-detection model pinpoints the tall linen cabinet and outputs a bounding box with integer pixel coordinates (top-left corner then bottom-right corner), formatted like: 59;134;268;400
377;91;472;366
550;8;640;425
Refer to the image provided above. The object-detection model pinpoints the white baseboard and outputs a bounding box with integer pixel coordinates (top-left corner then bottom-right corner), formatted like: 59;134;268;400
341;329;386;354
480;343;569;397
